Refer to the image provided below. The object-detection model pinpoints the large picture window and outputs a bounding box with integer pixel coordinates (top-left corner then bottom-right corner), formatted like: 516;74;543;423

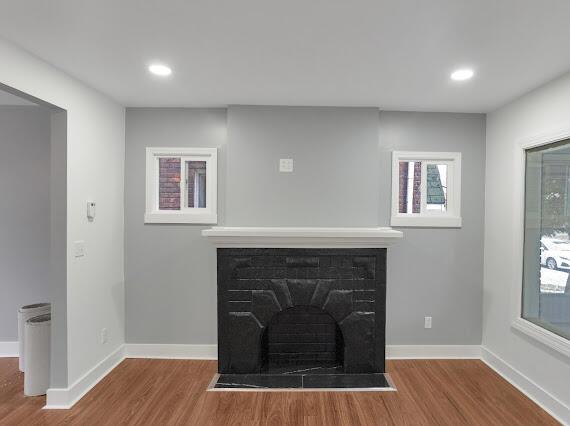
523;139;570;341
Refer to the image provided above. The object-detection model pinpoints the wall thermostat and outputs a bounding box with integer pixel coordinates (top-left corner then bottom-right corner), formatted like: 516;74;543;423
87;201;96;220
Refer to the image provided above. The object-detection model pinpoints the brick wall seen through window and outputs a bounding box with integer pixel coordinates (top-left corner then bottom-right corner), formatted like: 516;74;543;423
159;157;181;210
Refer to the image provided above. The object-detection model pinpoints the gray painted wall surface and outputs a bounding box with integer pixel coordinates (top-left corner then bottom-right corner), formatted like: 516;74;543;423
0;106;51;341
49;110;67;387
226;106;380;226
380;112;486;344
125;109;226;343
125;107;485;345
484;72;570;414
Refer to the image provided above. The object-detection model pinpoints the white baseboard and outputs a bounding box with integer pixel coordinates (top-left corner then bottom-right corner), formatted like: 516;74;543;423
124;343;217;359
44;345;125;409
481;347;569;425
0;341;18;357
386;345;481;359
123;344;481;360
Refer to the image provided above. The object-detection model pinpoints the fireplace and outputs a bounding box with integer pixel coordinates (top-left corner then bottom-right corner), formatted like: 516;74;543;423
202;227;402;390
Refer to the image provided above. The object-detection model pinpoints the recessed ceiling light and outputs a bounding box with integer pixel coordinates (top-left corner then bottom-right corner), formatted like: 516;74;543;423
148;63;172;77
450;68;474;81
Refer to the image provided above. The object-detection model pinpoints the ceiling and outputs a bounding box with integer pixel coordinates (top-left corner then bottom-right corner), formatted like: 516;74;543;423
0;0;569;112
0;89;38;106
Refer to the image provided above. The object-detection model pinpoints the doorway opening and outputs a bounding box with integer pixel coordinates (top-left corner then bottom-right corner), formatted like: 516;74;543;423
0;83;67;402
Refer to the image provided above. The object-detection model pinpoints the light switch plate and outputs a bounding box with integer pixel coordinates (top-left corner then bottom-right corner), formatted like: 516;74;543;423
424;316;432;329
74;240;85;258
279;158;293;172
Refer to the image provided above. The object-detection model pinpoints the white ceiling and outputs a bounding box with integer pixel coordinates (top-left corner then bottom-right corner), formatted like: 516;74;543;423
0;90;38;106
1;0;569;112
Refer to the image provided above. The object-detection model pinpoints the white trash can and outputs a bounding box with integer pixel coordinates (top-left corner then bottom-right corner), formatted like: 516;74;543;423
24;313;51;396
18;303;51;372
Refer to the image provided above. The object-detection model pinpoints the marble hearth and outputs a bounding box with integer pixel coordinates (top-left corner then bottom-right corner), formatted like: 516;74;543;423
202;227;402;390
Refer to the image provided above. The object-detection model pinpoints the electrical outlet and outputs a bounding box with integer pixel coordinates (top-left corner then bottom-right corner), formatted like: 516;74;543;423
279;158;294;172
99;328;107;344
424;316;432;329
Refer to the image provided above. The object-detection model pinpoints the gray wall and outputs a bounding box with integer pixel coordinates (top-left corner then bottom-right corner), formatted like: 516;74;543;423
125;106;485;345
226;106;379;226
0;106;51;341
380;112;486;344
49;109;67;387
125;109;226;343
483;71;570;415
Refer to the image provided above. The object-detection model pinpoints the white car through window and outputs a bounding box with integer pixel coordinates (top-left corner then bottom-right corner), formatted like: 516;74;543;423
540;238;570;270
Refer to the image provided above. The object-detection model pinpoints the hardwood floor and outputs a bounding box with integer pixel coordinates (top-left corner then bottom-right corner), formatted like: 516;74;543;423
0;357;558;425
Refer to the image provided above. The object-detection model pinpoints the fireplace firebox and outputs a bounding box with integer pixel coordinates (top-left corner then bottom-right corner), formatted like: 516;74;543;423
262;305;344;373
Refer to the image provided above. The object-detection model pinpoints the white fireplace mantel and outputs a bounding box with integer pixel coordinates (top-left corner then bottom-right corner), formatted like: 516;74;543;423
201;226;403;248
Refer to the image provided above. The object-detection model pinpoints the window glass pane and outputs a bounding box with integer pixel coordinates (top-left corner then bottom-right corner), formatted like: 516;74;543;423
398;161;421;213
523;140;570;340
186;161;207;208
158;157;181;210
426;164;448;212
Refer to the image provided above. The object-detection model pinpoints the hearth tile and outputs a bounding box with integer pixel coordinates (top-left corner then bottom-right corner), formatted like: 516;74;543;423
302;373;390;389
262;362;343;375
215;374;302;389
283;365;344;375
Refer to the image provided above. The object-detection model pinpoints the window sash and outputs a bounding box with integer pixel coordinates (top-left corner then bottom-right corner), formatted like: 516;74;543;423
145;147;217;224
421;161;453;216
391;151;461;228
396;159;455;216
155;155;210;212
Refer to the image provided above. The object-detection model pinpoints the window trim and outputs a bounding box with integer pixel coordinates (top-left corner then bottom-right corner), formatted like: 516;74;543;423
390;151;462;228
512;129;570;358
145;147;218;224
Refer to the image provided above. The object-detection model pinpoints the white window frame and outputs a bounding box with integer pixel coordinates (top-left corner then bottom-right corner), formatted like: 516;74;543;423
391;151;462;228
145;147;218;224
512;129;570;357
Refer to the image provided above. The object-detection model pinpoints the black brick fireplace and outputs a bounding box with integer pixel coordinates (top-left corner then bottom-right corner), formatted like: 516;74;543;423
213;248;390;389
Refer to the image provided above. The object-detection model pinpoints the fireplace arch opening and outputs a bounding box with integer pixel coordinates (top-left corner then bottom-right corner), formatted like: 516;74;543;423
261;305;345;373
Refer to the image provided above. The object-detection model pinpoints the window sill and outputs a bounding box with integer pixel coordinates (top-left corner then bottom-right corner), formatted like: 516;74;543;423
511;317;570;358
390;215;462;228
144;212;217;224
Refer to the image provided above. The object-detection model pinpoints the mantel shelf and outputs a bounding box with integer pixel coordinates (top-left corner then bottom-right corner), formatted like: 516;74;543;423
201;226;403;248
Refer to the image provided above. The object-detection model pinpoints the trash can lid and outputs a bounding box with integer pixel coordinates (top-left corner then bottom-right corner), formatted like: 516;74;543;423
19;303;51;312
27;313;51;325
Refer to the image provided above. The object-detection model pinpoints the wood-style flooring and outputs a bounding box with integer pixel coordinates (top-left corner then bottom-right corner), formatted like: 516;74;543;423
0;358;558;425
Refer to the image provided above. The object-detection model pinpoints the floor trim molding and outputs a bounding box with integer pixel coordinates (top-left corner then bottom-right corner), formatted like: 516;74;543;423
125;343;217;359
386;345;481;359
0;341;18;357
44;345;125;409
123;344;482;360
481;346;569;425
